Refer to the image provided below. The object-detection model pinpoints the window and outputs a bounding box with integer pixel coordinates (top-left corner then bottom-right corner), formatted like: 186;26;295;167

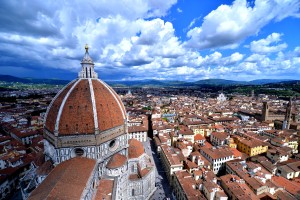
132;189;135;196
74;148;84;156
108;139;119;151
109;140;116;148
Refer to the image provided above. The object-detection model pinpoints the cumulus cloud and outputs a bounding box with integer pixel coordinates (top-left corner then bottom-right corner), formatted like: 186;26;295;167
250;33;287;54
0;0;299;81
185;0;300;50
0;0;178;73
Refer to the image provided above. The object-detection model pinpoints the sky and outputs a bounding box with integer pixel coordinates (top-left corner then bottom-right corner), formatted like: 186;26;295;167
0;0;300;81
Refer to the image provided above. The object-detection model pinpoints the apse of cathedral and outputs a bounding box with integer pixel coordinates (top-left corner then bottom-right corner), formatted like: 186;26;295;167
23;45;156;200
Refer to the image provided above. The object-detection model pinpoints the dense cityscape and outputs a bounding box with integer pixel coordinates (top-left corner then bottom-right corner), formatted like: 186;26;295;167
0;71;300;199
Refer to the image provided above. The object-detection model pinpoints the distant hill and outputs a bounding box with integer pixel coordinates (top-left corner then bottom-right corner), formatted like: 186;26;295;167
0;75;70;85
193;79;247;85
248;79;293;85
0;74;298;87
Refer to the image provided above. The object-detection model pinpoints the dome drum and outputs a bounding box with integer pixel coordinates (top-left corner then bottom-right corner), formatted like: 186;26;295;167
44;124;126;148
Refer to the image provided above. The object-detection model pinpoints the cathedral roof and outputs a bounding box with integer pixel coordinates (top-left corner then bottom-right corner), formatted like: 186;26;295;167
95;179;114;200
106;153;127;169
128;139;144;159
29;157;96;200
44;46;126;137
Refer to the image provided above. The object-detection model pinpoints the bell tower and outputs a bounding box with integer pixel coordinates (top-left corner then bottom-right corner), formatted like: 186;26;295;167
262;102;269;121
283;97;292;129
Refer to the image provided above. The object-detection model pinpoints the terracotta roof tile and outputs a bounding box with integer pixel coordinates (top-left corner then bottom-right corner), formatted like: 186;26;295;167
92;79;125;132
128;139;144;159
44;78;126;136
59;79;95;135
106;153;127;169
29;157;96;200
95;179;114;200
45;80;76;133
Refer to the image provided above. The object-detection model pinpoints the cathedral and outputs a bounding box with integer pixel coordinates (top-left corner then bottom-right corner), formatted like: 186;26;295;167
27;45;156;199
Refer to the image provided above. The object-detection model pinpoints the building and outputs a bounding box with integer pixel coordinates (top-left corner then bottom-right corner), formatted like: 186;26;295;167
200;146;234;174
210;132;229;146
283;98;292;129
225;160;270;195
128;125;148;142
233;136;268;157
202;179;228;200
277;160;300;179
217;93;227;103
173;170;205;200
220;174;259;200
160;144;184;185
25;46;156;200
266;148;290;163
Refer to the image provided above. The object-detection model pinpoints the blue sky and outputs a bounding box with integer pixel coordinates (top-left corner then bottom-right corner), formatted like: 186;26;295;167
0;0;300;81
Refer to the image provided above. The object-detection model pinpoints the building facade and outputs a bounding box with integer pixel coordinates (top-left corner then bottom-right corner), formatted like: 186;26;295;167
200;146;234;175
233;136;268;157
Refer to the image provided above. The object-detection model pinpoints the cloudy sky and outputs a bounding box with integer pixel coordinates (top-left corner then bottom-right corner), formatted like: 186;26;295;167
1;0;300;81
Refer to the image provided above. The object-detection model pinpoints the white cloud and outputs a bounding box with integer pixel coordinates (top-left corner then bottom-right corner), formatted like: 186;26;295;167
250;33;287;54
230;52;244;63
185;0;300;50
0;0;299;81
177;8;182;13
187;16;202;30
245;53;267;63
176;66;196;75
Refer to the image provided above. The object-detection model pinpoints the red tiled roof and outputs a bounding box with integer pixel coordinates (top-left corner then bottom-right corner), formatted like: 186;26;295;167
106;153;127;169
44;79;126;136
271;176;300;196
128;139;144;159
95;179;114;200
194;134;205;141
45;80;76;133
128;125;148;133
29;157;96;200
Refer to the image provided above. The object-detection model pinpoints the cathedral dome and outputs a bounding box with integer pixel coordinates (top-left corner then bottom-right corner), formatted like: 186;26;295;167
128;139;144;159
43;46;126;148
106;153;127;169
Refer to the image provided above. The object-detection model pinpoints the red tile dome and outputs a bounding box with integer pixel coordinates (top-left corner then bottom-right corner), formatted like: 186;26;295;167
44;79;126;135
43;46;126;147
128;139;144;159
106;153;127;169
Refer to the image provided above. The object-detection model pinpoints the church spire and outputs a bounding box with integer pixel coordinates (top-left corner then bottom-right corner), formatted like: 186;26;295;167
78;44;98;79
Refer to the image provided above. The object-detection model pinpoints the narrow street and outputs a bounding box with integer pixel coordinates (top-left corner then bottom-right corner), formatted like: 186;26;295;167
143;138;173;200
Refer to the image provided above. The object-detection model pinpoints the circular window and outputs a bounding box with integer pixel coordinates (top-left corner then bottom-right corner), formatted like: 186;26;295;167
74;148;84;156
109;140;116;148
108;139;119;151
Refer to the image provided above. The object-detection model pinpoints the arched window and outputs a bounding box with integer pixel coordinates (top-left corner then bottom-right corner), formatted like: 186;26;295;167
132;189;135;196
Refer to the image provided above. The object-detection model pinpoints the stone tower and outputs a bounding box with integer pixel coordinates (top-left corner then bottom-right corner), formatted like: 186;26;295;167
283;97;292;129
262;102;269;121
